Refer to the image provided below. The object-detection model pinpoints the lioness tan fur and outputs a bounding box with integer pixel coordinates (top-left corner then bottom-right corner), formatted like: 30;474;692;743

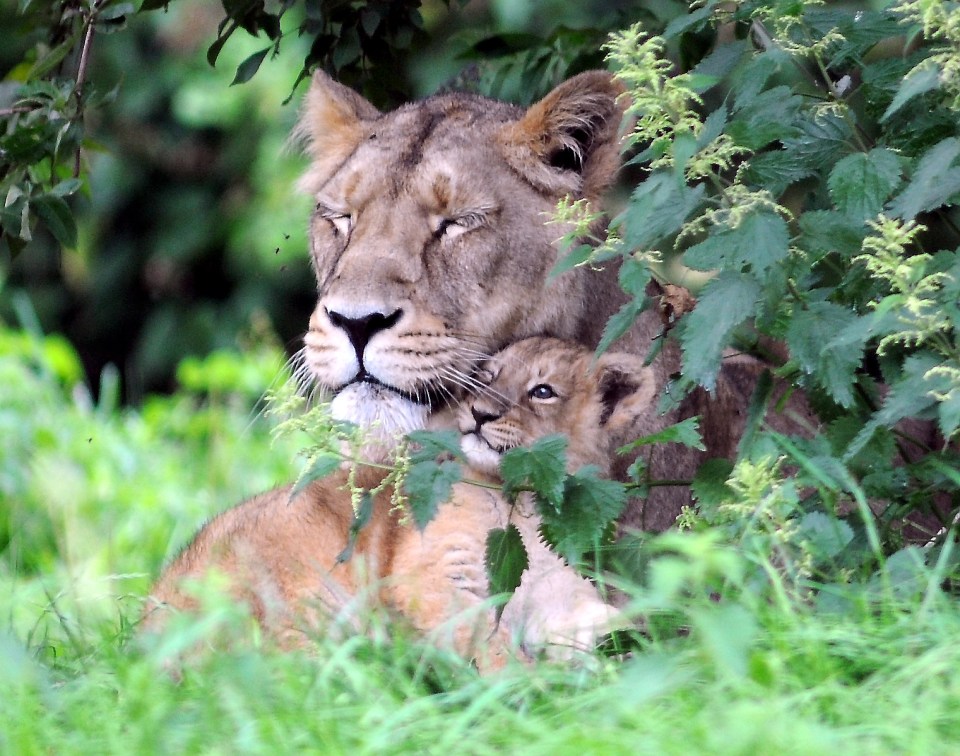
142;338;649;665
291;69;816;533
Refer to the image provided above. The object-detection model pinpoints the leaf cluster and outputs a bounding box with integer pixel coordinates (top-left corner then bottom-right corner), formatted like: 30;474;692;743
593;0;960;568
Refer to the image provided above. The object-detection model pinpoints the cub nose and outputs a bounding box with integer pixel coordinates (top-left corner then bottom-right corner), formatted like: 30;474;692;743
327;308;402;362
470;405;500;428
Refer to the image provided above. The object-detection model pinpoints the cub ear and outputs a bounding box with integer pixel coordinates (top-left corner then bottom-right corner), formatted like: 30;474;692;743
294;70;381;194
499;70;626;199
594;352;656;435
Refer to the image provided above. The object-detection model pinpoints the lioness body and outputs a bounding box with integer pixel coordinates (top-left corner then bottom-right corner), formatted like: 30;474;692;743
144;338;649;663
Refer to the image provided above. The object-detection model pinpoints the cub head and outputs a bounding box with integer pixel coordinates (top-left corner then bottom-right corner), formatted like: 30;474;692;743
293;71;626;450
458;337;655;478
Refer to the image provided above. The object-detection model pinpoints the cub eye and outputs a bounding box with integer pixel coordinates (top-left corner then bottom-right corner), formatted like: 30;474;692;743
528;384;557;401
316;203;352;237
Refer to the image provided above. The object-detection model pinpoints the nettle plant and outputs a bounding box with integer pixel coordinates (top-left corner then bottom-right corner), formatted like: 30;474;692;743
280;0;960;602
593;0;960;587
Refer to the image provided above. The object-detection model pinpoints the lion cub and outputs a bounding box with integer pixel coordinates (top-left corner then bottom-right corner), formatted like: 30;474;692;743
141;337;653;666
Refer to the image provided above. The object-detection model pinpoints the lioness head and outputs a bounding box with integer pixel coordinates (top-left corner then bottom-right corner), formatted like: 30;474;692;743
294;71;625;447
458;337;655;478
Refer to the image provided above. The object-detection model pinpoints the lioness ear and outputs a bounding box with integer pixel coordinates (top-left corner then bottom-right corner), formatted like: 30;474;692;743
594;353;656;433
499;70;626;198
295;70;381;193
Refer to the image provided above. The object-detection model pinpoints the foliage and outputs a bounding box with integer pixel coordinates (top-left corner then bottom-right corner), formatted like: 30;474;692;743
7;0;960;745
578;0;960;565
6;327;960;751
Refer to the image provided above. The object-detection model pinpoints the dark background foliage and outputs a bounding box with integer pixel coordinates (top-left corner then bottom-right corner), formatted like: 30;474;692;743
1;0;663;398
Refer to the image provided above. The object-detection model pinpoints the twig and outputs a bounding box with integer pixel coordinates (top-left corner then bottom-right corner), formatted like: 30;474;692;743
73;11;97;178
0;106;33;117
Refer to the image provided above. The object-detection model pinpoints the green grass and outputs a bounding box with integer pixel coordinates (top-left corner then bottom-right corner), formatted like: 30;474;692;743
3;325;960;754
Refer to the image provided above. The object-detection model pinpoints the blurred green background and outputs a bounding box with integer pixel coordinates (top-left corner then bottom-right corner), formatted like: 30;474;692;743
1;0;676;400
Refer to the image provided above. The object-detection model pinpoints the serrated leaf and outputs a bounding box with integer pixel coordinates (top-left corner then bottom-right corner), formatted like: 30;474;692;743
881;62;941;123
403;459;463;530
485;525;528;610
740;150;816;197
500;435;567;510
828;149;901;220
618;254;651;300
938;391;960;439
549;243;593;279
680;272;760;392
888;138;960;220
33;194;76;248
798;512;854;560
797;210;866;260
595;298;645;358
727;86;802;150
618;416;705;453
691;458;735;506
737;368;772;456
787;302;863;407
407;429;465;464
539;467;627;565
845;354;942;459
231;47;271;86
291;452;341;498
683;211;789;278
615;171;706;250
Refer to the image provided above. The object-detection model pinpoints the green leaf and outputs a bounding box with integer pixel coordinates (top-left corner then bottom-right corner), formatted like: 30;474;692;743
615;172;706;250
231;47;271;86
618;254;651;300
407;429;465;463
726;86;802;150
539;467;627;565
500;434;568;510
291;452;341;498
845;354;942;460
618;416;705;453
336;491;374;563
691;458;735;507
881;62;941;123
549;243;593;279
403;459;463;530
888;138;960;220
737;368;772;456
485;524;528;609
798;512;854;560
680;272;760;391
787;302;863;407
740;150;816;197
595;298;645;358
828;149;901;220
683;211;790;279
33;194;77;248
797;210;866;260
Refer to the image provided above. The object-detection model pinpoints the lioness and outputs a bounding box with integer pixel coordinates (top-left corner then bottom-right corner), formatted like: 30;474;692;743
142;338;648;665
292;69;802;531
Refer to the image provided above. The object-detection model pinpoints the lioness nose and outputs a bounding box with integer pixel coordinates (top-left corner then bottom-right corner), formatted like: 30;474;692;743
470;406;500;428
327;308;402;363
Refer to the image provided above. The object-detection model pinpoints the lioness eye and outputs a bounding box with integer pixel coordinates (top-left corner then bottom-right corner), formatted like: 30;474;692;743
316;203;352;236
528;384;557;400
433;211;485;240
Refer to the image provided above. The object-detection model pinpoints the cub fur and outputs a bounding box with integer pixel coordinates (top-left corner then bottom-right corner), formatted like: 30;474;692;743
142;338;651;665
